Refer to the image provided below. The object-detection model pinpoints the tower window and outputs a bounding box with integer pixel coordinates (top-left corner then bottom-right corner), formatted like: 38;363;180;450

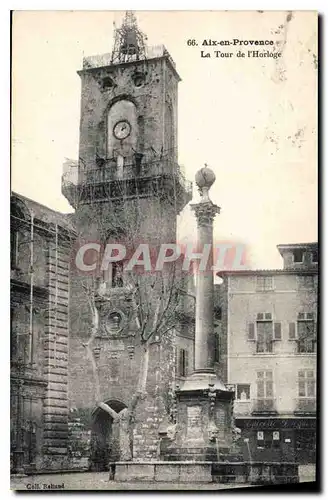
214;306;222;321
293;249;304;263
112;261;124;288
102;77;114;90
107;311;123;332
133;73;145;87
134;152;143;176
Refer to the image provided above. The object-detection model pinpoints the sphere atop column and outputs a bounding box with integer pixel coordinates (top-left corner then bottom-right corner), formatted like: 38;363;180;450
195;164;216;191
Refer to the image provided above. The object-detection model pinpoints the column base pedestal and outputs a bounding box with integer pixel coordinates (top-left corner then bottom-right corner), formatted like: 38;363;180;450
179;370;229;393
160;372;235;462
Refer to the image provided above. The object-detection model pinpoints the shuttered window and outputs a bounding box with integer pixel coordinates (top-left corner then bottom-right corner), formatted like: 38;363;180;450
289;322;296;339
298;370;315;398
178;348;188;377
289;314;316;353
257;371;273;398
248;322;255;341
248;314;282;353
274;322;282;340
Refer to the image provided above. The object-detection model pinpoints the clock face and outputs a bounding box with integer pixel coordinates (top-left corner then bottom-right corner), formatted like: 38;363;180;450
113;120;131;140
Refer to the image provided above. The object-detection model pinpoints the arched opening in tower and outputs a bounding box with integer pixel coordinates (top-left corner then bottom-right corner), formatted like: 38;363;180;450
90;399;126;471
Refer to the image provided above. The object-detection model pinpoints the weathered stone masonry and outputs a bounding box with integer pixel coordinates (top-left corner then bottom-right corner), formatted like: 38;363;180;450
42;235;71;469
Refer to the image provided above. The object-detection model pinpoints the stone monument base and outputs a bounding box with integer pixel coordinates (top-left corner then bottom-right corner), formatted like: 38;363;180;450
162;371;235;462
112;461;212;482
109;461;299;484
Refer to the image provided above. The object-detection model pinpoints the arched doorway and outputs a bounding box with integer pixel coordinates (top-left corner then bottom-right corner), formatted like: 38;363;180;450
90;399;126;471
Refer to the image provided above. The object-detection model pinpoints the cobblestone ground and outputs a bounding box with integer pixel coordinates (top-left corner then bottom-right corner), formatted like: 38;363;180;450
11;472;251;491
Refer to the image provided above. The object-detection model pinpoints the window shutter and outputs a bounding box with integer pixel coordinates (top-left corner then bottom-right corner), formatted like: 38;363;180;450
308;381;315;397
178;349;183;376
289;322;296;340
248;322;255;341
266;381;273;398
298;381;306;397
178;349;187;377
185;350;189;375
273;322;282;340
257;380;265;398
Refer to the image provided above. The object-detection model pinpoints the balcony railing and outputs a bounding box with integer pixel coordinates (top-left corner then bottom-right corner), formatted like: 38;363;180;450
61;154;193;208
252;398;277;415
82;45;176;70
294;398;316;414
297;339;317;354
256;341;273;353
63;155;191;188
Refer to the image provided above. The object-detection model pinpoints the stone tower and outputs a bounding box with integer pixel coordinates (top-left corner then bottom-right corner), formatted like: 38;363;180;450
63;11;191;243
62;12;192;468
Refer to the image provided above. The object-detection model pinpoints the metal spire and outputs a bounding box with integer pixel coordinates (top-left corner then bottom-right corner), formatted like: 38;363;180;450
111;11;148;64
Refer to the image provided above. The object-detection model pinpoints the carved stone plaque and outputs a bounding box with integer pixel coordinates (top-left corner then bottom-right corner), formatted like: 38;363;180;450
106;340;125;352
216;406;226;440
186;405;202;440
101;340;125;360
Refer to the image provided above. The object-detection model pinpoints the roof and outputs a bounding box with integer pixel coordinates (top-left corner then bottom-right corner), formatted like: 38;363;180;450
11;192;76;233
216;268;318;277
277;242;318;255
79;46;181;82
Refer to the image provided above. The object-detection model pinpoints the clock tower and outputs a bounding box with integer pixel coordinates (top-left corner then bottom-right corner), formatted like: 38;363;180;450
63;11;191;243
62;12;193;466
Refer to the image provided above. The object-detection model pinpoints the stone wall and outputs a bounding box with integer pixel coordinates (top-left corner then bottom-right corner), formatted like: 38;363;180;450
11;200;73;472
78;56;178;168
42;236;71;470
67;408;92;469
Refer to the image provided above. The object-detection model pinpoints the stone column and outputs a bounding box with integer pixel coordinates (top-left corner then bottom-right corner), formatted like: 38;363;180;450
191;167;220;373
161;166;236;464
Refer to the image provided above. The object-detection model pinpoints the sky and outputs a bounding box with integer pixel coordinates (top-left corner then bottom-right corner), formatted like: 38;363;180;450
11;10;318;269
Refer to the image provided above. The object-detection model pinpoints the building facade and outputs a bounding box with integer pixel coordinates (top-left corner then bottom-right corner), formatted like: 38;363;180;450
216;242;318;465
10;193;74;472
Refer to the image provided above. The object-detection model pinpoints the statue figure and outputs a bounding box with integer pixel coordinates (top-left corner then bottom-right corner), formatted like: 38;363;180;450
167;423;177;441
208;422;218;442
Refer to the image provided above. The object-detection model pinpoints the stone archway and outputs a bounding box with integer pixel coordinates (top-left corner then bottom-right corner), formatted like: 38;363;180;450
90;399;126;471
